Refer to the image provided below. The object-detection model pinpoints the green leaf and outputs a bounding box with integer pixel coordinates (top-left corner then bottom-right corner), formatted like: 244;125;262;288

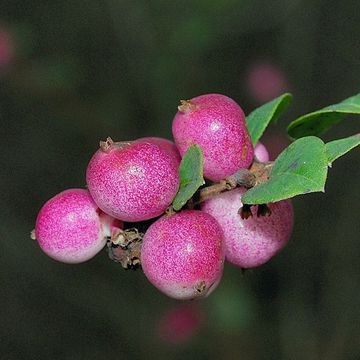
287;93;360;139
242;136;328;205
325;134;360;166
172;145;205;211
246;93;293;145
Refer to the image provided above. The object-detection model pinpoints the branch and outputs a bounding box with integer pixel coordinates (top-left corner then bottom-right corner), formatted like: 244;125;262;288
195;161;273;205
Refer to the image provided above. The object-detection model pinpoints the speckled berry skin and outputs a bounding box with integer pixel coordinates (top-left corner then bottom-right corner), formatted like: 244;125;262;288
86;141;179;222
136;137;181;166
34;189;121;264
201;188;294;268
172;94;254;181
141;210;225;300
254;142;270;162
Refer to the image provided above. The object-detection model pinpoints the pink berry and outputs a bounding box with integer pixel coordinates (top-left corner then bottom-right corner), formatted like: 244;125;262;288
246;61;288;103
136;137;181;166
157;304;203;344
172;93;254;181
34;189;122;264
141;210;225;300
0;28;14;69
86;139;180;222
254;141;270;162
201;188;294;268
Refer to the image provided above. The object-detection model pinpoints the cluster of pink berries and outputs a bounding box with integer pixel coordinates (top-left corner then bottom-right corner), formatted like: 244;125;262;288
33;94;294;300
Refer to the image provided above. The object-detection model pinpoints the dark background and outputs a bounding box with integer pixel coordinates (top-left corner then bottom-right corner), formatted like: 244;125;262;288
1;1;359;359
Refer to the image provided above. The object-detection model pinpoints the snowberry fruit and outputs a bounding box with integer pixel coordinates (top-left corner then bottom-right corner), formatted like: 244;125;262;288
172;93;254;181
201;188;294;268
157;304;203;344
246;61;288;103
136;137;181;166
86;139;180;222
141;210;225;300
0;28;14;70
254;141;270;162
33;188;122;264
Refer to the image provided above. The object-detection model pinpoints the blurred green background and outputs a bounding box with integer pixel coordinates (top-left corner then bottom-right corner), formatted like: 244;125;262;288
1;1;359;359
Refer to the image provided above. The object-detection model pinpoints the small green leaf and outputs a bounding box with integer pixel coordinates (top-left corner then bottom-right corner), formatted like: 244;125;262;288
325;134;360;166
172;145;205;211
287;93;360;139
246;93;293;145
242;136;328;205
